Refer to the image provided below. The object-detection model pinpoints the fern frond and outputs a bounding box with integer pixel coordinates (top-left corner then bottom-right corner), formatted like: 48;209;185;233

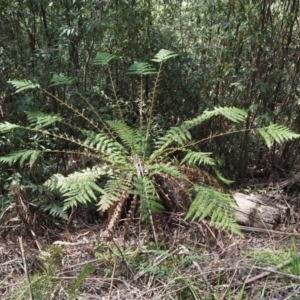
257;124;300;148
0;122;22;133
45;168;105;210
151;49;178;62
26;111;64;128
8;79;40;93
49;74;75;86
82;130;126;160
134;176;164;216
106;120;145;155
181;151;215;166
150;125;192;160
93;52;116;65
148;163;183;178
184;107;247;129
126;62;157;75
0;150;41;168
214;169;234;185
98;174;132;212
186;186;241;235
41;203;68;220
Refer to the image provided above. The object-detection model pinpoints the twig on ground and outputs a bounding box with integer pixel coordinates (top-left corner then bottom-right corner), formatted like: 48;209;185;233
18;236;34;300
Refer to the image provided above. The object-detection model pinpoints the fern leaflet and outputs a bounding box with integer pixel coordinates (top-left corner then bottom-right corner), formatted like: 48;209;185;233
186;185;241;235
8;79;40;93
0;150;41;168
49;74;75;86
26;111;64;128
257;124;300;148
181;151;215;166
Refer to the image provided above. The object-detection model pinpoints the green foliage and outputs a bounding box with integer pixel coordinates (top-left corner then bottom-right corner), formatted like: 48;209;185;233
181;151;215;166
186;186;241;235
69;264;96;300
93;52;116;65
0;150;41;168
45;168;105;210
151;49;178;62
1;49;300;237
126;62;157;76
49;74;75;86
257;124;300;148
26;111;64;128
7;80;40;93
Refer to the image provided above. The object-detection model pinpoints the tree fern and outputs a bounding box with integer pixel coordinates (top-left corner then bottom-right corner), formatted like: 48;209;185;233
257;124;300;148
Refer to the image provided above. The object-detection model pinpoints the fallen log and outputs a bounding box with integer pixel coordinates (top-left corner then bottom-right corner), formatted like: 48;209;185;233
232;192;289;229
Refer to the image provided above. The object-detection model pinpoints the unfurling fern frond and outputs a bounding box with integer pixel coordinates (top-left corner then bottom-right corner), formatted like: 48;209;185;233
106;120;145;155
8;79;40;93
126;62;157;76
93;52;116;65
181;151;215;166
184;107;248;129
49;74;75;86
186;185;241;235
98;175;132;212
45;168;105;210
0;122;22;133
257;124;300;148
26;111;64;128
0;150;41;168
134;176;164;217
151;49;178;62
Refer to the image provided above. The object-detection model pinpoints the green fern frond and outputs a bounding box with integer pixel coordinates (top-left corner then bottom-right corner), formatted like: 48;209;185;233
0;150;41;168
93;52;116;65
106;120;145;155
98;175;132;212
26;111;64;128
126;62;157;75
150;125;192;160
257;124;300;148
8;79;40;93
186;185;241;235
181;151;215;166
45;168;105;210
214;169;234;185
151;49;178;62
82;130;125;158
148;163;183;178
184;107;247;129
49;74;75;86
0;122;22;133
134;176;164;216
41;203;68;220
